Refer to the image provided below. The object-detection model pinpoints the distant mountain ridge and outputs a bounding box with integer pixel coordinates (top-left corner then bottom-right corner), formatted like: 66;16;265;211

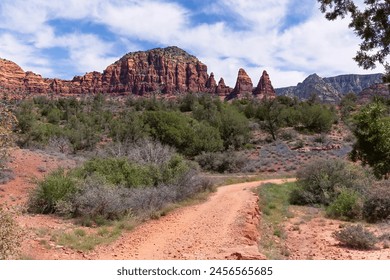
276;73;384;103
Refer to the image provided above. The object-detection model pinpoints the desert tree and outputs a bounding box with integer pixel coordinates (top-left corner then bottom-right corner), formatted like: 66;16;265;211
350;100;390;178
318;0;390;82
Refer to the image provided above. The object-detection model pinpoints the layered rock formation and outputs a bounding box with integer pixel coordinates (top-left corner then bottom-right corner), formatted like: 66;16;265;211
276;73;384;103
0;47;219;97
0;46;278;101
226;68;253;100
216;78;231;96
0;59;34;94
253;70;276;99
69;46;213;95
323;74;383;94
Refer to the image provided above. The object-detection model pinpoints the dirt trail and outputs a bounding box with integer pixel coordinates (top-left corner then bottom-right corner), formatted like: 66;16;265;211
1;148;294;260
88;178;294;260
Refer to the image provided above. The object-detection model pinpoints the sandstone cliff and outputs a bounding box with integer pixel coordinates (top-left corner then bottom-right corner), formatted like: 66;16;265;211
226;68;253;100
0;47;220;97
0;46;279;101
253;70;276;99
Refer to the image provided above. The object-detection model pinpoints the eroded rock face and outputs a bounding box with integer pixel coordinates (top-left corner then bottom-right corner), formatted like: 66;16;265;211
276;73;342;103
226;68;253;100
358;83;390;103
0;47;219;97
216;78;232;96
0;47;277;102
0;59;32;95
253;70;276;99
323;74;383;95
276;73;384;103
74;46;211;95
205;72;217;89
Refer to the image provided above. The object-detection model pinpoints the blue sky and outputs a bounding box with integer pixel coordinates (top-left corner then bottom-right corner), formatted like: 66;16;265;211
0;0;382;88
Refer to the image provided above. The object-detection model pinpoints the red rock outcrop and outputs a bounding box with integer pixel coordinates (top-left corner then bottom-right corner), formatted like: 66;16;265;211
24;71;49;94
0;59;30;95
90;46;211;95
253;70;276;99
226;68;253;100
0;47;275;101
205;72;217;90
216;78;232;96
0;47;217;97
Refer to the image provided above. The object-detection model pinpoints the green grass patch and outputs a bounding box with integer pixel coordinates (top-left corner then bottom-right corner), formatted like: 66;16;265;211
213;173;294;187
256;181;296;259
52;226;121;251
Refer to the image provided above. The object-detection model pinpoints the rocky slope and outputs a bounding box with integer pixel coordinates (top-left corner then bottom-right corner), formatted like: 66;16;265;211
358;83;390;103
0;46;276;100
324;73;383;94
276;73;384;103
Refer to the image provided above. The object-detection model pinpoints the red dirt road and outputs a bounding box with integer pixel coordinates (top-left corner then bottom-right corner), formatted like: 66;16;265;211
88;179;294;260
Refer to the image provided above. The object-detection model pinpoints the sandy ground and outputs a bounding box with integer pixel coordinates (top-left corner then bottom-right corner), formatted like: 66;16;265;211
1;148;389;260
88;179;292;260
284;206;390;260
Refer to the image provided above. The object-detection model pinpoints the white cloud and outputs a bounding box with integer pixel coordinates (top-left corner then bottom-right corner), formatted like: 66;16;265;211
53;33;118;73
0;33;53;76
96;1;188;43
0;0;383;87
210;0;289;30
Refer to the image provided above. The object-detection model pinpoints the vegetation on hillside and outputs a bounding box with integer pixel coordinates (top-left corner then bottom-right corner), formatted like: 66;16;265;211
8;91;390;230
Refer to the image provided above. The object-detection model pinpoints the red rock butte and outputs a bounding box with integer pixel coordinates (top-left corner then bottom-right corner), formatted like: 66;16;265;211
0;46;276;100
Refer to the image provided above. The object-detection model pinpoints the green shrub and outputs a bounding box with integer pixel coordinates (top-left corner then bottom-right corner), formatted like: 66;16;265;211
350;101;390;178
218;106;250;149
73;176;132;220
289;188;317;206
109;111;148;143
144;110;223;156
291;158;371;206
326;188;363;220
28;169;77;214
195;150;247;173
74;158;153;188
363;180;390;223
333;224;377;250
299;104;335;133
0;208;21;259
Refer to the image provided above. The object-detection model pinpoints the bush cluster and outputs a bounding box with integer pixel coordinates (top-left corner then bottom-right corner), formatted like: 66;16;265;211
195;150;247;173
333;224;377;250
28;168;78;214
290;157;390;224
28;140;211;221
363;180;390;223
290;158;371;206
233;96;337;141
15;94;251;157
326;188;363;220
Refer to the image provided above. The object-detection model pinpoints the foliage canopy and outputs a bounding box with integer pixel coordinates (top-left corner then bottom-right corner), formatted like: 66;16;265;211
318;0;390;81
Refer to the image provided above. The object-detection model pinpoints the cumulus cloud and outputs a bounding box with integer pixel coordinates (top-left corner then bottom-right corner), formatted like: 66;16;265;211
96;1;188;43
0;0;382;87
0;33;53;76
